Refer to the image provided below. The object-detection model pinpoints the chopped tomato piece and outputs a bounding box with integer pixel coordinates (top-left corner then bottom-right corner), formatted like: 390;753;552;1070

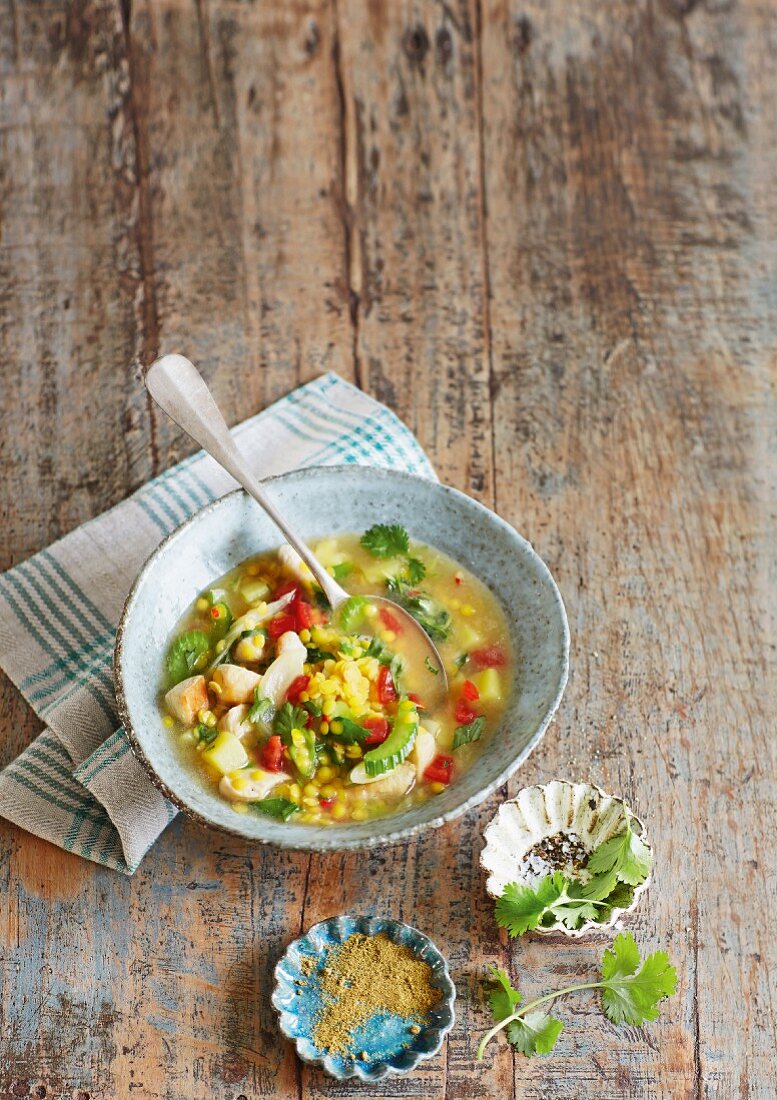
272;580;299;602
470;645;507;669
454;575;462;586
260;735;284;772
378;607;403;633
376;665;398;704
462;679;480;702
362;716;389;745
407;692;426;710
267;612;296;639
286;674;310;704
295;600;314;631
455;698;477;725
319;795;336;808
424;753;454;785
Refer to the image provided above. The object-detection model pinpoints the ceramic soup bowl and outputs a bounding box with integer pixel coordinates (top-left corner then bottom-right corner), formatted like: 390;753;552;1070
115;466;569;850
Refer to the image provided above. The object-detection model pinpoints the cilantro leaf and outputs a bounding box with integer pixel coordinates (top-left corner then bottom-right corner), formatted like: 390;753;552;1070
249;694;276;726
360;524;410;559
425;655;439;676
506;1012;564;1056
453;653;469;671
551;900;600;929
333;717;370;744
405;557;426;584
453;715;485;750
587;819;653;887
339;596;368;633
488;966;522;1021
305;645;336;664
274;702;310;741
600;933;677;1025
385;576;451;642
495;874;566;936
248;797;300;821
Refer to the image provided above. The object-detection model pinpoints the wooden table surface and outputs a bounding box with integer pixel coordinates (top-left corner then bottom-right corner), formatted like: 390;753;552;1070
1;1;774;1098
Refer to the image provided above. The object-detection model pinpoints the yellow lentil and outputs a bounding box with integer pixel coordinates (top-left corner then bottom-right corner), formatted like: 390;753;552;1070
331;802;348;820
430;781;446;794
196;596;209;612
163;715;174;728
299;628;311;643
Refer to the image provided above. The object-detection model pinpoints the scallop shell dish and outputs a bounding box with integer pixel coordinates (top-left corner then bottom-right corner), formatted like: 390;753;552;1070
480;780;652;937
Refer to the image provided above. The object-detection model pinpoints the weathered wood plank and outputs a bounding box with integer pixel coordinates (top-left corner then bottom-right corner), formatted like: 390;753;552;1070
479;1;776;1096
0;0;775;1097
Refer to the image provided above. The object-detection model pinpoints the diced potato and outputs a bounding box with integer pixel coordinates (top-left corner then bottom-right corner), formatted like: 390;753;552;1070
211;664;262;704
312;538;340;567
458;623;483;650
474;667;503;703
165;675;208;726
239;577;270;605
202;730;249;775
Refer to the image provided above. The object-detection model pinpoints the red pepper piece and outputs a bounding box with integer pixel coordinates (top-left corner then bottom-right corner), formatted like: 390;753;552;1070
260;735;284;772
362;716;389;745
378;607;403;633
267;612;296;639
424;753;454;785
295;600;314;631
470;645;506;669
272;580;299;602
455;698;477;725
319;796;336;808
286;674;310;704
376;665;398;704
461;679;480;702
407;692;426;710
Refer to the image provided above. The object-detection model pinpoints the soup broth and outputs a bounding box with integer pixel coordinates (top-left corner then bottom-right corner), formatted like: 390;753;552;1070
159;526;512;826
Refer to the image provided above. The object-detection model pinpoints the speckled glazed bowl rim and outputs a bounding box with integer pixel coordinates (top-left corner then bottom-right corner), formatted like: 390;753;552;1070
271;914;456;1081
115;465;570;851
481;779;652;938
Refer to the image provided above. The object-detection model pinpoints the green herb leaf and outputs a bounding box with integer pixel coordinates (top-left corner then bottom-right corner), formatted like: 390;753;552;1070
166;630;211;686
505;1012;564;1056
600;933;677;1025
454;653;469;671
404;557;426;584
248;797;300;821
488;966;522;1022
339;595;369;633
495;873;566;936
274;702;310;741
334;717;370;744
195;723;218;746
587;818;653;886
425;655;440;676
360;524;410;559
249;694;276;726
305;645;336;664
303;699;323;718
310;584;330;609
332;561;354;582
385;576;451;642
453;715;485;750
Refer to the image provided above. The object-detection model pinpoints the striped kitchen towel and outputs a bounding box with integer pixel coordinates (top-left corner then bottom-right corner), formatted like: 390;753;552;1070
0;373;435;873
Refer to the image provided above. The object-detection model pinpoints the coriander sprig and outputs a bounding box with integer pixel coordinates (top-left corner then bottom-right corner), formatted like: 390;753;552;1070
495;815;652;934
477;933;677;1060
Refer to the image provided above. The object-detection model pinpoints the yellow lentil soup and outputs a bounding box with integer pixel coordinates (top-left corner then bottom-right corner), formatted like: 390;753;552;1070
159;525;511;826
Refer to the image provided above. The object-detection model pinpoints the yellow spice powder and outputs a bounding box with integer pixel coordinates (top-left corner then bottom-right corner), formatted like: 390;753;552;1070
312;933;440;1056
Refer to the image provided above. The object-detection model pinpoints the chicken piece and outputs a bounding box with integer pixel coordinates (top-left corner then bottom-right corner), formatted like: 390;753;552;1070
217;703;253;739
278;543;312;585
164;675;208;726
259;631;307;711
348;762;416;801
219;769;290;802
410;728;437;781
234;633;266;664
211;663;262;705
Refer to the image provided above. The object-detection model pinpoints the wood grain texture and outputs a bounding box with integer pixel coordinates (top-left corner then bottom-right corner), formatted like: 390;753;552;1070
0;0;774;1098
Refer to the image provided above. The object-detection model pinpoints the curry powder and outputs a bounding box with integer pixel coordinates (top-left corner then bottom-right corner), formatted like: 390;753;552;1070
312;932;440;1056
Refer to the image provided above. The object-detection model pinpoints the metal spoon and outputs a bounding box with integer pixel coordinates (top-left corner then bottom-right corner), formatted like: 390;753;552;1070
145;354;448;705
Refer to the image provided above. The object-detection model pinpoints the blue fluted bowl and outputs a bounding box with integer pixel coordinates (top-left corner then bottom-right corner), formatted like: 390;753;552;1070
272;914;456;1081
